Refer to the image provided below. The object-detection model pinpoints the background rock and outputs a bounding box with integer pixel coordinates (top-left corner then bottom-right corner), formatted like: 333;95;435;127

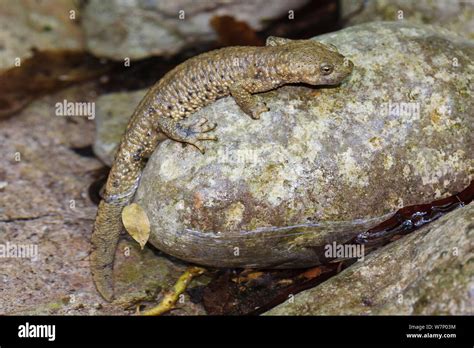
81;0;308;60
341;0;474;39
0;0;84;72
134;21;473;269
93;90;147;166
264;202;474;315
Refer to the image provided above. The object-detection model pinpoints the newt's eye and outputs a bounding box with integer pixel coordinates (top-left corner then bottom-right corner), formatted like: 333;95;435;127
320;63;333;75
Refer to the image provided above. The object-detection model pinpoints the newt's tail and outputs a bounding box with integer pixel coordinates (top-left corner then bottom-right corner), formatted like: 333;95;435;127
90;200;126;301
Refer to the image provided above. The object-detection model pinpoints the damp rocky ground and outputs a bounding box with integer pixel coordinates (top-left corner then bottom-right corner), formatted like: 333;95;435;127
265;203;474;315
0;85;207;315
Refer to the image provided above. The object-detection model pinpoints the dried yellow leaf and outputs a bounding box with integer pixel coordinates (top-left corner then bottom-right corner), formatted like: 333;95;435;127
121;203;150;250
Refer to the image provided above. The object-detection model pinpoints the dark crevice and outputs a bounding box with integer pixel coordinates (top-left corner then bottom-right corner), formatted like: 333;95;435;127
70;145;96;158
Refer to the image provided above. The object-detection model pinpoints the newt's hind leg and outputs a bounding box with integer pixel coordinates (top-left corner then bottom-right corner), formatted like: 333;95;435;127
157;116;218;154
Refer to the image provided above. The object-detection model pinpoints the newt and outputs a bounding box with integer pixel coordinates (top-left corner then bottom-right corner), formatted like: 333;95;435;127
90;36;354;301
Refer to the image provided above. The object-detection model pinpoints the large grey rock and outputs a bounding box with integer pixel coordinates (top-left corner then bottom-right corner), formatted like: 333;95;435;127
132;22;473;268
341;0;474;40
82;0;308;60
264;203;474;315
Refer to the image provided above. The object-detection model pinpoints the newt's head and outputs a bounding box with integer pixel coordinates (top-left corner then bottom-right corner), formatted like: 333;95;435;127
267;36;354;86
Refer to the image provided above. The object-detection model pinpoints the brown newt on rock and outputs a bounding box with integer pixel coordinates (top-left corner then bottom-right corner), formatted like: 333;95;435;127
90;36;354;301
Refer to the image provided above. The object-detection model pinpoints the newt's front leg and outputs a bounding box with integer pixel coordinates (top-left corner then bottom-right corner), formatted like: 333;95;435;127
230;76;283;120
230;83;270;120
